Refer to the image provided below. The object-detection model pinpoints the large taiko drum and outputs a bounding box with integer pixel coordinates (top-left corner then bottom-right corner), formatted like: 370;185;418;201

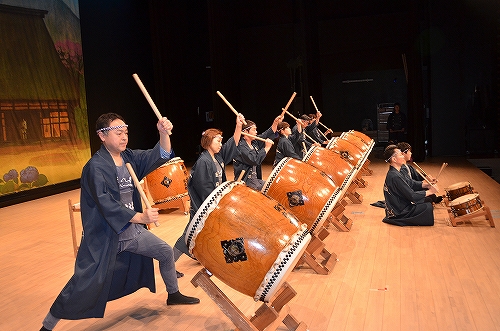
302;145;355;190
340;131;370;154
145;157;188;208
345;130;374;148
326;137;365;168
185;181;310;302
262;157;342;233
445;181;474;202
449;193;483;217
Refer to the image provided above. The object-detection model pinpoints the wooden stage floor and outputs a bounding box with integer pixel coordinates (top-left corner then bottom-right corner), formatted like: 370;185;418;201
1;155;500;331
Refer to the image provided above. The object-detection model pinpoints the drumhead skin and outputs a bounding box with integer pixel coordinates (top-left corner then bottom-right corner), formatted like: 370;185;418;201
450;193;479;206
185;181;311;302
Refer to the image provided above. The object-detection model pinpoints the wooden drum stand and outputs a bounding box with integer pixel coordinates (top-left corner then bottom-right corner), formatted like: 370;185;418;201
191;269;308;331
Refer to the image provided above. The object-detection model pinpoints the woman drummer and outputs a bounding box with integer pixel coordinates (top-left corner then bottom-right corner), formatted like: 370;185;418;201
172;113;245;275
273;119;305;167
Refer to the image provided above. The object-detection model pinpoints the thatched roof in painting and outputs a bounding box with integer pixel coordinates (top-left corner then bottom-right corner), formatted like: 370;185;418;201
0;4;79;101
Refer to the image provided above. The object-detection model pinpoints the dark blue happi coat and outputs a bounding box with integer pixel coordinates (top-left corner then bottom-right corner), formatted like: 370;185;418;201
50;143;171;319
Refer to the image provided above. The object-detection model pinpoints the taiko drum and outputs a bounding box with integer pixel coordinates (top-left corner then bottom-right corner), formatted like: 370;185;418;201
449;193;483;217
185;181;311;302
145;157;188;208
262;157;342;233
340;131;370;154
445;181;474;202
302;145;356;190
326;137;365;168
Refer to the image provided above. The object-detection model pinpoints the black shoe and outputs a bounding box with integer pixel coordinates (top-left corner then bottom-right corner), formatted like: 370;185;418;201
167;291;200;305
176;270;184;278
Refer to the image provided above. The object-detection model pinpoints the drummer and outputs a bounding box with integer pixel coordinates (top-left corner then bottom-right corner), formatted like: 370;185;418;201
396;142;442;204
382;144;439;226
233;115;282;190
274;119;305;167
306;112;330;144
172;113;245;275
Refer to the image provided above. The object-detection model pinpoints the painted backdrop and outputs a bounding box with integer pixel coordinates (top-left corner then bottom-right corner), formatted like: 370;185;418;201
0;0;90;197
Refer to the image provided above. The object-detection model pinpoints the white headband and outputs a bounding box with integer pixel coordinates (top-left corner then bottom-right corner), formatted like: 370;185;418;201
96;124;128;134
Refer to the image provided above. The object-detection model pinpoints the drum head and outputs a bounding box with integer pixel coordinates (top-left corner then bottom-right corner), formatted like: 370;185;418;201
450;193;479;206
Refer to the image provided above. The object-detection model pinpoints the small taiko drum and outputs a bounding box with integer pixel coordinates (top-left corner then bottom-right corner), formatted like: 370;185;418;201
145;157;188;208
302;145;355;190
445;181;474;202
262;157;342;233
326;137;364;168
449;193;483;217
185;181;311;302
340;131;370;154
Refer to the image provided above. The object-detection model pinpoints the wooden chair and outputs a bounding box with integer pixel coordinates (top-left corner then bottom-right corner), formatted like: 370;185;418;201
68;199;81;257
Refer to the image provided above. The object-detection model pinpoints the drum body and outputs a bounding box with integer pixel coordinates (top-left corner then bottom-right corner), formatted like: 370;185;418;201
185;181;311;302
445;181;473;201
302;145;355;190
326;137;364;168
340;131;370;154
449;193;483;217
145;157;188;207
262;157;342;233
346;130;374;147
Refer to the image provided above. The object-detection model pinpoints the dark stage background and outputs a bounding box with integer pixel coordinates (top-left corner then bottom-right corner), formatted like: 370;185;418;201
79;0;499;163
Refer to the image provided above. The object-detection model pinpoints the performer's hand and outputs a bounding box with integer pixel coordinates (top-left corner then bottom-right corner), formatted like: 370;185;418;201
264;138;274;151
142;208;159;224
274;115;284;125
157;117;173;135
236;113;245;127
428;184;439;195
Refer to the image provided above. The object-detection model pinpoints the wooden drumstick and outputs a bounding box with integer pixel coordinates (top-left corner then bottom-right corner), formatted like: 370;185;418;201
411;162;438;191
132;73;171;135
281;92;297;116
309;95;333;132
237;170;246;182
125;163;160;228
216;91;247;125
282;109;319;144
241;132;274;144
436;162;448;179
412;162;429;178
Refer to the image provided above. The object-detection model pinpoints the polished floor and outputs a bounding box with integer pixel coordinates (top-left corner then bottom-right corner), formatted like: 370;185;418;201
1;154;500;330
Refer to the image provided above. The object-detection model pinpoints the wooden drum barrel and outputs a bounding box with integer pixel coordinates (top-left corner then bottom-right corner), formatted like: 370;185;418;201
445;181;474;202
340;131;371;154
302;145;356;190
145;157;188;209
326;137;365;168
345;130;374;148
262;157;343;233
185;181;311;302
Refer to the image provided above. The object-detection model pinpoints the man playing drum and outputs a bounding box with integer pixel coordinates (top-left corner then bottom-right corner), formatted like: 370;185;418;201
40;113;199;331
382;145;439;226
396;142;443;204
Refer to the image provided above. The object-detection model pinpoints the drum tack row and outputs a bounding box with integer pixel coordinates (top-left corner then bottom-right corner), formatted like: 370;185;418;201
444;181;495;227
142;130;374;331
